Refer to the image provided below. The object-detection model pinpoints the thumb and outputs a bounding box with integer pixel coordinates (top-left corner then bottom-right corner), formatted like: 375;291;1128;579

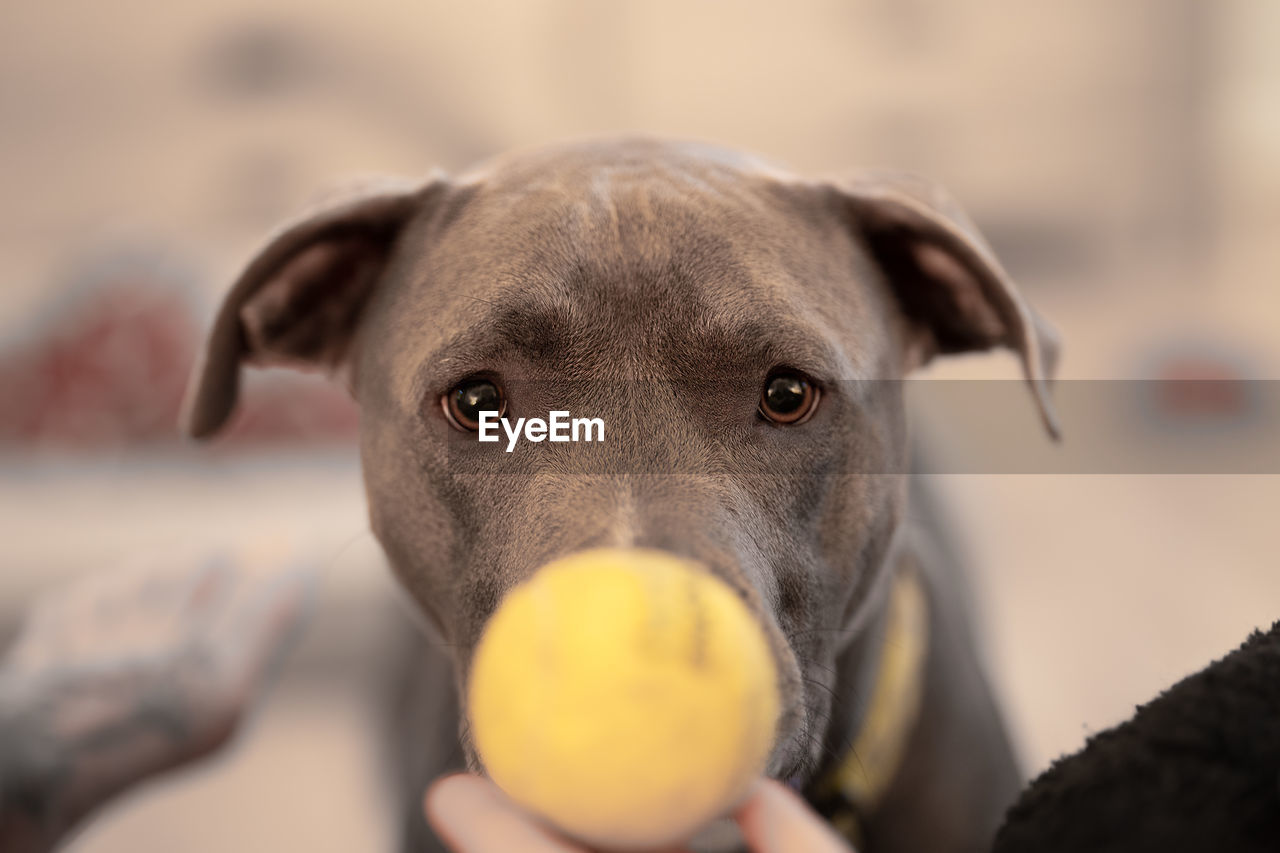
734;779;855;853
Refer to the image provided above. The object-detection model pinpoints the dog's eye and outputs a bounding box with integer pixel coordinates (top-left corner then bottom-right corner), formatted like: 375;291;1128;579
442;378;505;431
759;371;819;425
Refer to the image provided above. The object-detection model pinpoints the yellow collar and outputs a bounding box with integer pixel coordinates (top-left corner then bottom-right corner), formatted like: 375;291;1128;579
807;564;930;845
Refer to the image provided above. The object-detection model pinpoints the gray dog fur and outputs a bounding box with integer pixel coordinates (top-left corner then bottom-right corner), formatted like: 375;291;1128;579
183;138;1059;853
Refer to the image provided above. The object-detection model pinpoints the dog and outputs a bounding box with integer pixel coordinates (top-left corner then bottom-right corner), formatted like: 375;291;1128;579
182;137;1059;853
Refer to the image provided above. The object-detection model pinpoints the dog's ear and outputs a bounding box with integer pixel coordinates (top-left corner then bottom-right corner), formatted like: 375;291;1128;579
836;171;1061;439
181;176;447;439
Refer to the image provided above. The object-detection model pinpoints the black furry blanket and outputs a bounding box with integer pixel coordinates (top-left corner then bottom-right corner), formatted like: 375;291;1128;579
993;621;1280;853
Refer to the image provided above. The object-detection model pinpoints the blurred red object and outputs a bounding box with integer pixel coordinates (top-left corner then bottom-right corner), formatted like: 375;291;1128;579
0;269;358;450
1154;359;1249;420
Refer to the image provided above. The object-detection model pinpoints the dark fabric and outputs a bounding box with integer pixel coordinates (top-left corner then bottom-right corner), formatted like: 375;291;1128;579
994;621;1280;853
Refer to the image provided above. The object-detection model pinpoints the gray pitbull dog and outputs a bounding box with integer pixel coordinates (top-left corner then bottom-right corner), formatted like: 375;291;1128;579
183;138;1058;853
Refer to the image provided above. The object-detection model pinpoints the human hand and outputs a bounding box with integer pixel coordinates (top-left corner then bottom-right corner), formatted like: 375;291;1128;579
425;773;854;853
0;543;314;853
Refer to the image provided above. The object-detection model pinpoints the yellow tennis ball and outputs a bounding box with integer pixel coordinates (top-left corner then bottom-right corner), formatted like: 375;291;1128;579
468;548;780;850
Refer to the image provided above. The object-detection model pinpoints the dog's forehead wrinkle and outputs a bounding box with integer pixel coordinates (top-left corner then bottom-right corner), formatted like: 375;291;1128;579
399;145;878;398
421;285;854;397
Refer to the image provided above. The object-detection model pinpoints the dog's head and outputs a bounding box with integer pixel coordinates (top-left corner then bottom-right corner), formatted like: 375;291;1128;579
184;138;1056;781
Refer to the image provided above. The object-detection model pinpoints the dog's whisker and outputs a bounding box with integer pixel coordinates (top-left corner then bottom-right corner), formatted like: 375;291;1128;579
793;674;870;786
800;674;841;702
796;697;851;774
805;659;840;677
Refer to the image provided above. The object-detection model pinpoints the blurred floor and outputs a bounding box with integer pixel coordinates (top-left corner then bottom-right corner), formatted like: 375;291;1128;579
67;681;397;853
2;457;1277;850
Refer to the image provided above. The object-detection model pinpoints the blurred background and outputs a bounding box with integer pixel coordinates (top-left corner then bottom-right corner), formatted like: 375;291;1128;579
1;1;1278;850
